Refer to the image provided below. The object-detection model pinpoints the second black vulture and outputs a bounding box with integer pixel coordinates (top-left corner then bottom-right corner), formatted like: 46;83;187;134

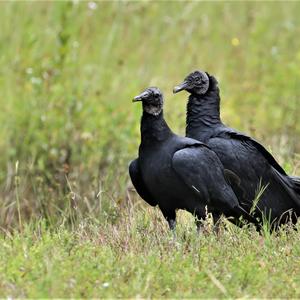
173;70;300;228
129;87;257;231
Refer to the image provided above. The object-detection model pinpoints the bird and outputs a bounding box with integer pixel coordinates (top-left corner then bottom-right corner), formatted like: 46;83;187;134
173;70;300;228
129;86;257;231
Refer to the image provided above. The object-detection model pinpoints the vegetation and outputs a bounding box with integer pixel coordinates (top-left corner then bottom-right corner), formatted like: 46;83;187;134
0;1;300;298
1;216;300;298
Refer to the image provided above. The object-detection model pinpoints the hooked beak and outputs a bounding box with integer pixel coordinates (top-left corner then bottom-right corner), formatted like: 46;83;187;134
132;90;149;102
173;81;189;94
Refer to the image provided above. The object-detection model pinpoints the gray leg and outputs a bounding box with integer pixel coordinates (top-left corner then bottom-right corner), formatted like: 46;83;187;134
161;209;176;231
168;219;176;231
195;211;206;234
195;217;201;233
195;210;221;234
212;212;222;235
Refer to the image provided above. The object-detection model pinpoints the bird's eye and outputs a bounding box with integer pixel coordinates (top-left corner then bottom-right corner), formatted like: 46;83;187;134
154;93;159;98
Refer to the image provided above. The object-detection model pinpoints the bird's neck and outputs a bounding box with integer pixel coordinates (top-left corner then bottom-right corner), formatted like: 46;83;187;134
141;111;172;145
186;87;222;138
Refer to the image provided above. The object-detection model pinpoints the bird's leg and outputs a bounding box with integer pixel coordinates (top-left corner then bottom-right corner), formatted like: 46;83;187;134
196;218;204;234
212;212;222;235
167;218;177;241
195;212;206;234
161;209;176;232
167;219;176;231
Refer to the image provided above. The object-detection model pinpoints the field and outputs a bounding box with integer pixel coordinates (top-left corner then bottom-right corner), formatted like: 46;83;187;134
1;1;300;298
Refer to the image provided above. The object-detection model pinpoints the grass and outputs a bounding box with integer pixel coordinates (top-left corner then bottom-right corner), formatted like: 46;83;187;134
1;212;300;298
0;1;300;298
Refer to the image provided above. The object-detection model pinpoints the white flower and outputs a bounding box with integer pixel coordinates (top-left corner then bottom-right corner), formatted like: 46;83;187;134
26;68;33;74
31;77;42;85
88;2;97;10
271;46;278;56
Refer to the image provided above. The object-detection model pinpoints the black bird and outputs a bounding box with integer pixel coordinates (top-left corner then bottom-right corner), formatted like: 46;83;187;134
173;70;300;227
129;87;256;231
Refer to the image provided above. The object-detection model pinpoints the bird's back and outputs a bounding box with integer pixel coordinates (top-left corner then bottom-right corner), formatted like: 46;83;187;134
192;125;300;223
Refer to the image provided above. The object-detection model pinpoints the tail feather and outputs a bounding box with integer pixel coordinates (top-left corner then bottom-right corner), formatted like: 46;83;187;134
235;205;260;228
289;175;300;183
289;175;300;194
272;170;300;209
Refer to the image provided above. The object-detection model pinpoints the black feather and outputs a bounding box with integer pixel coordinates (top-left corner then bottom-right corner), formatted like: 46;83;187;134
130;87;259;231
180;71;300;227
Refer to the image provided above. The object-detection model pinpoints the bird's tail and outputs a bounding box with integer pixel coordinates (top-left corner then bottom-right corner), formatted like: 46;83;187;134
233;205;261;230
289;175;300;194
271;170;300;210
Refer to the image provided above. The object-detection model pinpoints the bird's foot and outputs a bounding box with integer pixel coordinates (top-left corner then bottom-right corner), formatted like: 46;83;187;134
196;220;211;236
168;219;176;231
213;222;222;236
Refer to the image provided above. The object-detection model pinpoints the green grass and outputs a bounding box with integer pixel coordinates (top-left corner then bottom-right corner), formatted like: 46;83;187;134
1;213;300;298
0;1;300;298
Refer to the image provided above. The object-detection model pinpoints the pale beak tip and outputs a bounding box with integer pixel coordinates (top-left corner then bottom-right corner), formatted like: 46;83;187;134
132;96;141;102
173;86;182;94
173;87;179;94
173;81;188;94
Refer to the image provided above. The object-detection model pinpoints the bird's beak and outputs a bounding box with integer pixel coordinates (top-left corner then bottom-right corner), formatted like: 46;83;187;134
173;81;189;94
132;91;149;102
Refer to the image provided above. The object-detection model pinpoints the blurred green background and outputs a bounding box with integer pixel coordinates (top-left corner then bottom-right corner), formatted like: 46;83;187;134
0;1;300;228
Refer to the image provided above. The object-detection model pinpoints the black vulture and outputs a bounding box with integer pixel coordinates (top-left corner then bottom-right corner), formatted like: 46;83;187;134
129;87;257;231
173;70;300;228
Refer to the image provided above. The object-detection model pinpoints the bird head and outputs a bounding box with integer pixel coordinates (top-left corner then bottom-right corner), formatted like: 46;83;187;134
173;70;210;95
133;87;163;116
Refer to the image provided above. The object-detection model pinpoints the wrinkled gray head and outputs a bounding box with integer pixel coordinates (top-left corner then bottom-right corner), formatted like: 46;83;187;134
133;87;163;116
173;70;210;95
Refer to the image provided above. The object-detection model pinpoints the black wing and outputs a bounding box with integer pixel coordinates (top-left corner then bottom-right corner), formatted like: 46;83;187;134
215;128;300;210
289;175;300;184
273;170;300;208
171;146;257;224
218;128;286;175
289;176;300;200
129;159;157;207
